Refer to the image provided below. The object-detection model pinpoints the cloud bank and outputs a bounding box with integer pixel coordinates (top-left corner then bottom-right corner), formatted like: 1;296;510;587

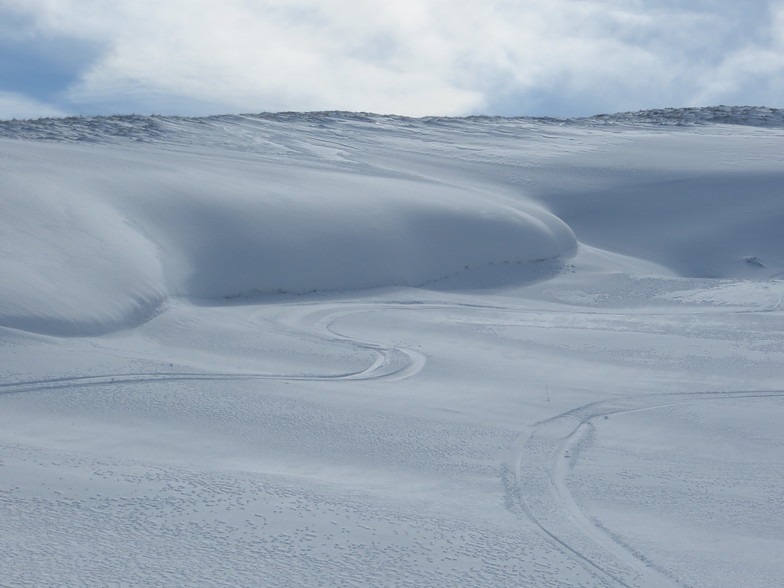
2;0;783;118
0;91;68;119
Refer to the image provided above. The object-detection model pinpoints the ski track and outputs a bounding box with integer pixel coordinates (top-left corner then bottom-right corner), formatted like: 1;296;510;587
512;389;784;588
0;302;427;396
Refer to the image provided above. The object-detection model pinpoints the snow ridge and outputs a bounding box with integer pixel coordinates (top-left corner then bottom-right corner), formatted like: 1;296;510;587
587;105;784;127
1;106;783;145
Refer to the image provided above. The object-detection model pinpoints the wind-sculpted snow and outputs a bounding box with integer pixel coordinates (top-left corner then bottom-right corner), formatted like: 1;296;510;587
2;110;784;587
0;137;575;336
3;104;784;338
1;107;784;145
588;105;784;127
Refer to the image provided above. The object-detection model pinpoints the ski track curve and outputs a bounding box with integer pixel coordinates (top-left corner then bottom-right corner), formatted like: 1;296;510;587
0;301;427;396
511;389;784;588
250;301;430;383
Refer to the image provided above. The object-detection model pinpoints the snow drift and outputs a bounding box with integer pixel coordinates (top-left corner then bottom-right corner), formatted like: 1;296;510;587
0;136;575;336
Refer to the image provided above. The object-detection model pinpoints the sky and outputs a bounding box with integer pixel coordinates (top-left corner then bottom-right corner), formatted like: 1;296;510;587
1;0;783;120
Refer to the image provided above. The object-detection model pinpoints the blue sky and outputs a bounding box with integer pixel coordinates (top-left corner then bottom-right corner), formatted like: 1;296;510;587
1;0;783;120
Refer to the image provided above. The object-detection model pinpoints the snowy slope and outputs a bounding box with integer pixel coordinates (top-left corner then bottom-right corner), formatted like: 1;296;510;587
1;108;783;587
0;122;575;335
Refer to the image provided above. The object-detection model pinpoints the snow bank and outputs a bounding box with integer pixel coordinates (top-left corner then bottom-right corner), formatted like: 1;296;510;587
0;138;575;336
0;143;167;336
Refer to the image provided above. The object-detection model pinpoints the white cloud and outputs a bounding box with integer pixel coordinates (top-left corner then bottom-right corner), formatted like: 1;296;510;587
0;91;68;120
691;2;784;107
3;0;783;116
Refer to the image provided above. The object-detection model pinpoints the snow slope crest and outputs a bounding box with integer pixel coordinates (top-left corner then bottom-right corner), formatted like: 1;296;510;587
587;105;784;127
1;106;783;145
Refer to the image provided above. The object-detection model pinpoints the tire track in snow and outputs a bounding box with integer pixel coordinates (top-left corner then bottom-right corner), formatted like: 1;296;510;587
510;390;784;588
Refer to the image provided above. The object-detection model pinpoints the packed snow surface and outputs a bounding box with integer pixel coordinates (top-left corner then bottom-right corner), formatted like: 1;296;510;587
1;107;783;587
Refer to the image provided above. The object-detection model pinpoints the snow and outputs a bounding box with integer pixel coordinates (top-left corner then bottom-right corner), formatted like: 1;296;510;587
1;107;783;587
0;132;574;335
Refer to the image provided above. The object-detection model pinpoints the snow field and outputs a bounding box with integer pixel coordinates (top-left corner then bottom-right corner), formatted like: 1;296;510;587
1;108;783;586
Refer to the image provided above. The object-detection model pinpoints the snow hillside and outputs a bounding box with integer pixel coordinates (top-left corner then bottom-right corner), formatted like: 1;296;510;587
0;136;574;336
1;107;784;587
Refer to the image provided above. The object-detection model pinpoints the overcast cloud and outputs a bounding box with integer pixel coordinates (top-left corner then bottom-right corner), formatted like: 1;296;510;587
1;0;782;119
